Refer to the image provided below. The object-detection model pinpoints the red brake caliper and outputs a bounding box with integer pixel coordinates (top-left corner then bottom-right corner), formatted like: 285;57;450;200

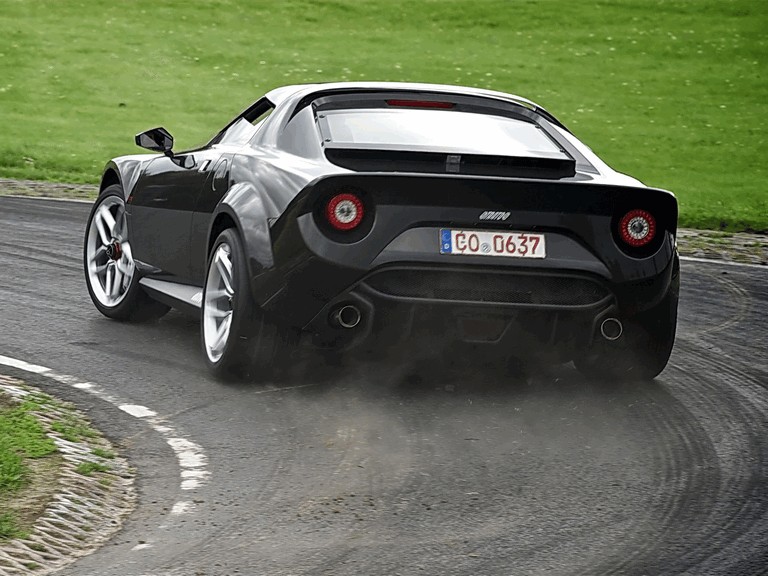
105;242;122;261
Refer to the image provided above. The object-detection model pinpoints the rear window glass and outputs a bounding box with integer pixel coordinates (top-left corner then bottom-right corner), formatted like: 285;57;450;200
321;109;566;158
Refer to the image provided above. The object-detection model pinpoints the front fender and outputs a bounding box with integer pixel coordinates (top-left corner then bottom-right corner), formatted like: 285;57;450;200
101;154;157;198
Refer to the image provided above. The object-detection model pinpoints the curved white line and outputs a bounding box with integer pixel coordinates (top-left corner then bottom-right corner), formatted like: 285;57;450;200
0;354;209;514
680;255;767;271
4;194;94;204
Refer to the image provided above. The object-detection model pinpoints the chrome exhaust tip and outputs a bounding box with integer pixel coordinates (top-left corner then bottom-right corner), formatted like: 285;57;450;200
331;305;361;329
600;318;623;341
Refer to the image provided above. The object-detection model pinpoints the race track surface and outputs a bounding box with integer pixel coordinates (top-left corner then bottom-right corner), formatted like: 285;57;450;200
1;196;766;576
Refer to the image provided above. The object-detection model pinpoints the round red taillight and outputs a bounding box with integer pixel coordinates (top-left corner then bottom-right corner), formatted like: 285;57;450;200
326;193;364;231
619;209;656;247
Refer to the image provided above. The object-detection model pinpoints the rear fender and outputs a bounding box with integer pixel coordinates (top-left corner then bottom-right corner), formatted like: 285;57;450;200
209;182;274;288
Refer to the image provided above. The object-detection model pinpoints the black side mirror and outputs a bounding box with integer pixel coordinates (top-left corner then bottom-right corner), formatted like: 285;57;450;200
135;127;174;155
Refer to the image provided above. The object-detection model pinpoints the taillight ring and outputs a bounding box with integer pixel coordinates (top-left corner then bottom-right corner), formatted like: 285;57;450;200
326;193;364;231
619;209;656;247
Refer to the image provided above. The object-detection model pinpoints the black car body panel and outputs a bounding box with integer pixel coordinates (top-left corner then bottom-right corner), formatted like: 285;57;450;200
258;173;676;336
97;81;679;359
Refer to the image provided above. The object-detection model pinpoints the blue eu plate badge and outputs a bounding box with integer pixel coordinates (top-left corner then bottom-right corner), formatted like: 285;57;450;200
440;229;452;254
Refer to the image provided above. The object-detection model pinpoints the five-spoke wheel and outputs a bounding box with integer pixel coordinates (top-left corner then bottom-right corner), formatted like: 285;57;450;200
86;193;135;307
83;185;169;321
203;242;235;363
201;228;296;381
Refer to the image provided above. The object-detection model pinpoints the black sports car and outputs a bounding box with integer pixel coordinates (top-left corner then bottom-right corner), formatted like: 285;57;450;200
83;82;679;381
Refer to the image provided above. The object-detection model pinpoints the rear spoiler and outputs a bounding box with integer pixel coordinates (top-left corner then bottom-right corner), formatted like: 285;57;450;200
324;147;576;180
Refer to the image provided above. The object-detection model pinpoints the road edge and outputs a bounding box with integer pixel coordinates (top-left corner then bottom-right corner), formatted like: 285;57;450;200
0;375;135;576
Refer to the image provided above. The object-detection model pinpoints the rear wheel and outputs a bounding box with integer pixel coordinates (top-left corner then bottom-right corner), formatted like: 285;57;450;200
83;185;170;322
574;261;679;381
201;228;296;381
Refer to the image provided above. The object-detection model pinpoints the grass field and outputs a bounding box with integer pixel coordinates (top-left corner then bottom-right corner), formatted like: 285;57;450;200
0;0;765;231
0;393;57;539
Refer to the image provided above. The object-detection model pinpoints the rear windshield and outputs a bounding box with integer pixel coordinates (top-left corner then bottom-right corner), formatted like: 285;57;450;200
321;108;567;158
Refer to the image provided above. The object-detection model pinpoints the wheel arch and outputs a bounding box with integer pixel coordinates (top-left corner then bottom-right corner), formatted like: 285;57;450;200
207;182;275;282
99;156;154;199
99;167;121;194
208;212;237;255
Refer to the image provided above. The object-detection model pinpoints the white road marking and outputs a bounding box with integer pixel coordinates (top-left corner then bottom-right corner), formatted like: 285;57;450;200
0;355;50;373
4;194;94;204
120;404;158;418
0;354;210;522
170;501;194;516
679;255;766;270
166;437;210;489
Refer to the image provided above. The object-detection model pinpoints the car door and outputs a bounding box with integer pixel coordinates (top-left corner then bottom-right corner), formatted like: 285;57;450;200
186;104;276;283
188;153;233;283
127;151;220;283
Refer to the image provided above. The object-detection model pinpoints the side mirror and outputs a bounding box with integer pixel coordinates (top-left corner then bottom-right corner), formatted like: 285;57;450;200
135;127;174;155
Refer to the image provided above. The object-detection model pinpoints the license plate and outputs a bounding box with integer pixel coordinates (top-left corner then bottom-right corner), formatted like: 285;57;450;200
440;229;546;258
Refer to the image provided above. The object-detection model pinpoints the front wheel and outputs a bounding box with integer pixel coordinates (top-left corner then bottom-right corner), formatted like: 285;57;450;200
83;185;170;322
201;228;296;381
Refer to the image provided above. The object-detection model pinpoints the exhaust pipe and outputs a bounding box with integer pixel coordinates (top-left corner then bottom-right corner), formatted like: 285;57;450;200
331;305;361;329
600;318;623;341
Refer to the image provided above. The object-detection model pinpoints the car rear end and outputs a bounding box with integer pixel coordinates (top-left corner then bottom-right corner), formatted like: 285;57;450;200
258;89;678;360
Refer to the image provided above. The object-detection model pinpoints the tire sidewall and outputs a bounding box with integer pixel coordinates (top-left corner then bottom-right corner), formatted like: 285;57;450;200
201;228;256;376
83;186;144;320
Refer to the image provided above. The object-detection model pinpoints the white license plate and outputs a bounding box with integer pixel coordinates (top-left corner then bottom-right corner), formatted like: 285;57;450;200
440;229;546;258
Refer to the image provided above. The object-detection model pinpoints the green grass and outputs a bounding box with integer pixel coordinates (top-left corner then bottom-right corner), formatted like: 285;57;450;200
0;512;27;541
0;395;57;539
0;0;765;230
50;416;100;443
0;402;57;490
75;461;110;477
91;448;115;460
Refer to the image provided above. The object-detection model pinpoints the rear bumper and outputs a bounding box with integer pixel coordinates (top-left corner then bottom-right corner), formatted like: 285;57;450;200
304;254;676;351
254;208;677;340
305;267;614;353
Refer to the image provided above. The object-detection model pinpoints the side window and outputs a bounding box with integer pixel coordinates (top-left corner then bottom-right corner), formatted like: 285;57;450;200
217;107;273;146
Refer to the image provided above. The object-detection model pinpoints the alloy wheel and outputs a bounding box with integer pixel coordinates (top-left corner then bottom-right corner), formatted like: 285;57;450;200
203;243;235;363
86;195;135;307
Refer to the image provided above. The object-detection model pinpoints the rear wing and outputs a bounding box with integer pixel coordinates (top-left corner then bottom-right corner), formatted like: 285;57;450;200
324;148;576;179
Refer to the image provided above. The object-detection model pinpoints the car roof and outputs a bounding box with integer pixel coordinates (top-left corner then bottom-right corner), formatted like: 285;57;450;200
264;82;544;112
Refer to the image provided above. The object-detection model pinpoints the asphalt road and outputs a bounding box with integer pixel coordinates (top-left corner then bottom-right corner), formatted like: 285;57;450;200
1;196;767;576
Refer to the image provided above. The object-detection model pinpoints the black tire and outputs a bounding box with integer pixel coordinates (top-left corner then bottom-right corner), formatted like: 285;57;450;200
201;228;297;381
575;260;679;381
83;185;170;322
